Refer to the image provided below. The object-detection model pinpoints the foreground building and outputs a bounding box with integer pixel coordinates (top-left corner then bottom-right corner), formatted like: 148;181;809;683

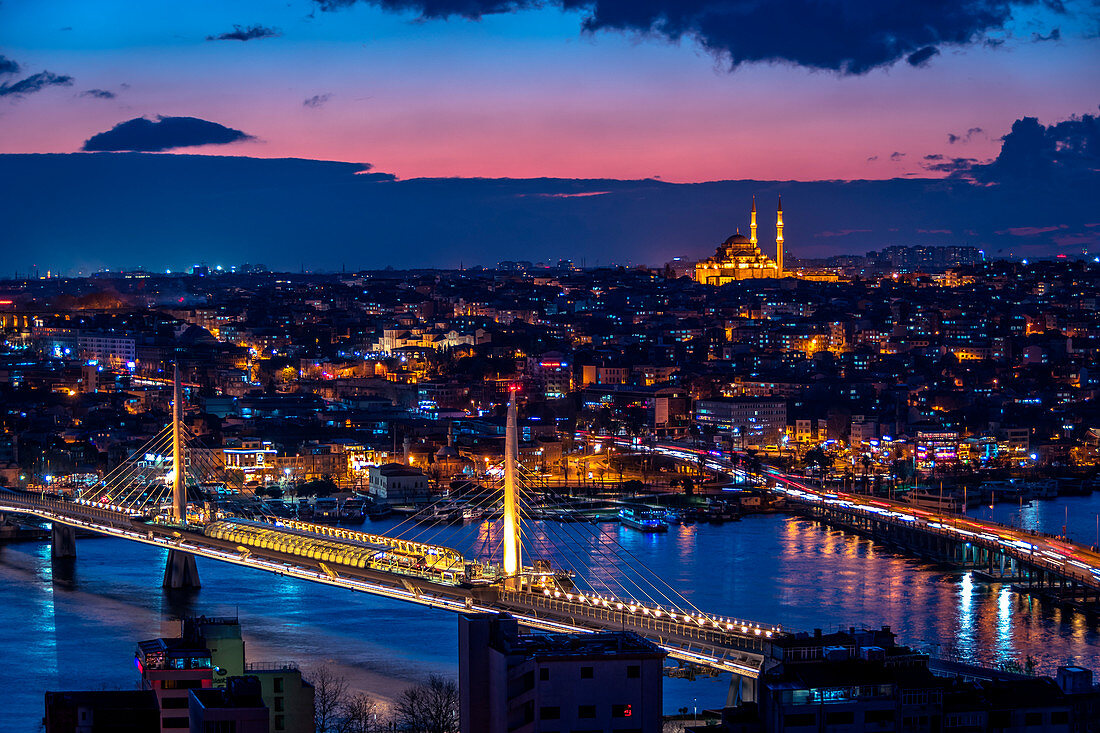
46;617;313;733
460;612;666;733
688;628;1100;733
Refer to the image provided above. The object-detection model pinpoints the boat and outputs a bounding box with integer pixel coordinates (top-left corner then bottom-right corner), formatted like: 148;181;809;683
339;497;366;523
313;497;340;523
366;503;393;520
262;500;295;518
1027;479;1058;499
664;510;682;525
461;506;485;522
296;498;314;520
903;488;964;513
618;506;668;532
420;503;462;524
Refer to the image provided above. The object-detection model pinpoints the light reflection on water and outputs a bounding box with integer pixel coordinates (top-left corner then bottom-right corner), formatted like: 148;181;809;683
1;503;1099;731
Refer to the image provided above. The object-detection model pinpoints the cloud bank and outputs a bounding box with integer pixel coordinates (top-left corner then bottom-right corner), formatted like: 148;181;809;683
315;0;1069;74
81;116;255;152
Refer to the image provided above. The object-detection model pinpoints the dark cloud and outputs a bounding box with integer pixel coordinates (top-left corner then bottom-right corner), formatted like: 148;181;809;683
303;93;333;108
81;116;255;152
1032;27;1061;41
969;110;1100;182
923;156;978;173
206;24;281;41
80;89;116;100
314;0;1069;74
948;126;984;144
906;46;939;67
0;55;19;75
890;151;906;161
866;155;878;162
0;70;73;98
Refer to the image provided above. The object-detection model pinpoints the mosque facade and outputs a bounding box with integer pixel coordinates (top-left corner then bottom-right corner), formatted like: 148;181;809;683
695;196;785;285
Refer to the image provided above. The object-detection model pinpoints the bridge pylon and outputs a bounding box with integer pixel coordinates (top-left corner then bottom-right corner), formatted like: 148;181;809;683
171;363;186;524
502;389;522;588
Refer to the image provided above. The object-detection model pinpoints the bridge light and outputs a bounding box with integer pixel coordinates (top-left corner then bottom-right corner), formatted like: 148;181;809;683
754;628;761;635
654;610;662;617
727;623;734;630
629;605;636;613
742;626;748;633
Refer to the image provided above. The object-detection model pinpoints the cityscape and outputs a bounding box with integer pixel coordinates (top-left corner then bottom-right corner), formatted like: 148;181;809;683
2;1;1100;732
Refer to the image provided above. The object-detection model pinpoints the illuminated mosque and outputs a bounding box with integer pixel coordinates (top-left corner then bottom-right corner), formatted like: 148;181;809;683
695;196;786;284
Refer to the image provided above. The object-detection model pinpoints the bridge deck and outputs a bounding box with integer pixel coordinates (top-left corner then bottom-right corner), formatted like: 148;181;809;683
0;490;781;677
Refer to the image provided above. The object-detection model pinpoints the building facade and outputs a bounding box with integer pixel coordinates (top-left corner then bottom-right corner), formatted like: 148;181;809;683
460;613;666;733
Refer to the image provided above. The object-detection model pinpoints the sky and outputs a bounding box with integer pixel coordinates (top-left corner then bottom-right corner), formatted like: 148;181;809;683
1;0;1097;182
0;1;1097;272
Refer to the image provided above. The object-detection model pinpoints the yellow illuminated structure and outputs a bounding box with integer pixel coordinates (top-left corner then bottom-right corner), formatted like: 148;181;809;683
695;197;783;284
502;390;521;580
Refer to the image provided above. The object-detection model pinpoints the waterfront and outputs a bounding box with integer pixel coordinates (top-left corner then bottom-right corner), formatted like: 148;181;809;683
4;496;1100;730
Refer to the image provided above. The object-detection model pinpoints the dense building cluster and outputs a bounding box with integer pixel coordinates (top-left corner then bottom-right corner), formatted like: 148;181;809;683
0;254;1097;498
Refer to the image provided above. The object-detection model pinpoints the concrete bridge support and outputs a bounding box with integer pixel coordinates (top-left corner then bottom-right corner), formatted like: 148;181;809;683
51;522;77;559
163;549;201;589
727;672;759;706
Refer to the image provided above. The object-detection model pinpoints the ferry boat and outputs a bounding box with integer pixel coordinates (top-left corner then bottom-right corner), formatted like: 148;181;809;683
339;497;366;523
902;488;964;513
460;506;485;522
366;502;393;520
313;497;340;523
618;506;668;532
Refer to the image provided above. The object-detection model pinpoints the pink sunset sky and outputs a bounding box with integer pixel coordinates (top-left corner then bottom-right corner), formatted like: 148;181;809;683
1;0;1097;182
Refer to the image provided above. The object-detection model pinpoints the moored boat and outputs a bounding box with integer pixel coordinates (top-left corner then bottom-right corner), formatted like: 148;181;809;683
618;506;668;532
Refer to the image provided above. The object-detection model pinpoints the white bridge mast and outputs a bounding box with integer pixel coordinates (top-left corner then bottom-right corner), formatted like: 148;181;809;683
502;389;521;582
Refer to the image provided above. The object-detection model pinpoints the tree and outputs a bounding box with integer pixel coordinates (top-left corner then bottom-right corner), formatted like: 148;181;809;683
342;693;382;733
395;674;459;733
311;664;384;733
312;664;350;733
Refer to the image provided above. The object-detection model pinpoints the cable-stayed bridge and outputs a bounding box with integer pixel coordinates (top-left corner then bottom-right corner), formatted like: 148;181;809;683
0;373;785;701
595;435;1100;611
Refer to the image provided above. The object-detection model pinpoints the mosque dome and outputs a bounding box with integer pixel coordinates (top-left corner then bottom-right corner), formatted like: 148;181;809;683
718;231;759;258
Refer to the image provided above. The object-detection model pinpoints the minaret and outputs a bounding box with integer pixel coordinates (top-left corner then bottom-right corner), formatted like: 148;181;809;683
749;196;758;249
775;195;784;277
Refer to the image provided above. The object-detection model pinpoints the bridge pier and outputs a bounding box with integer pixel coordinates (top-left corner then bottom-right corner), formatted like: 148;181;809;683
163;549;201;589
726;671;759;706
51;522;77;559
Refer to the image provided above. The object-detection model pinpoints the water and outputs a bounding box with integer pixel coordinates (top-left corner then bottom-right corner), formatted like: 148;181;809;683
4;496;1100;731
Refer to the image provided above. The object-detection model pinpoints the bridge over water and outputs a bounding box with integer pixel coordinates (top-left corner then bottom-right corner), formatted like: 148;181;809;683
600;435;1100;614
0;373;789;702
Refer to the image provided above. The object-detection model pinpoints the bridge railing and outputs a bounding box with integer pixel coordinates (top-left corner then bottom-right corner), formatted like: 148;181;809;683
500;589;778;654
0;491;140;528
786;494;1100;590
